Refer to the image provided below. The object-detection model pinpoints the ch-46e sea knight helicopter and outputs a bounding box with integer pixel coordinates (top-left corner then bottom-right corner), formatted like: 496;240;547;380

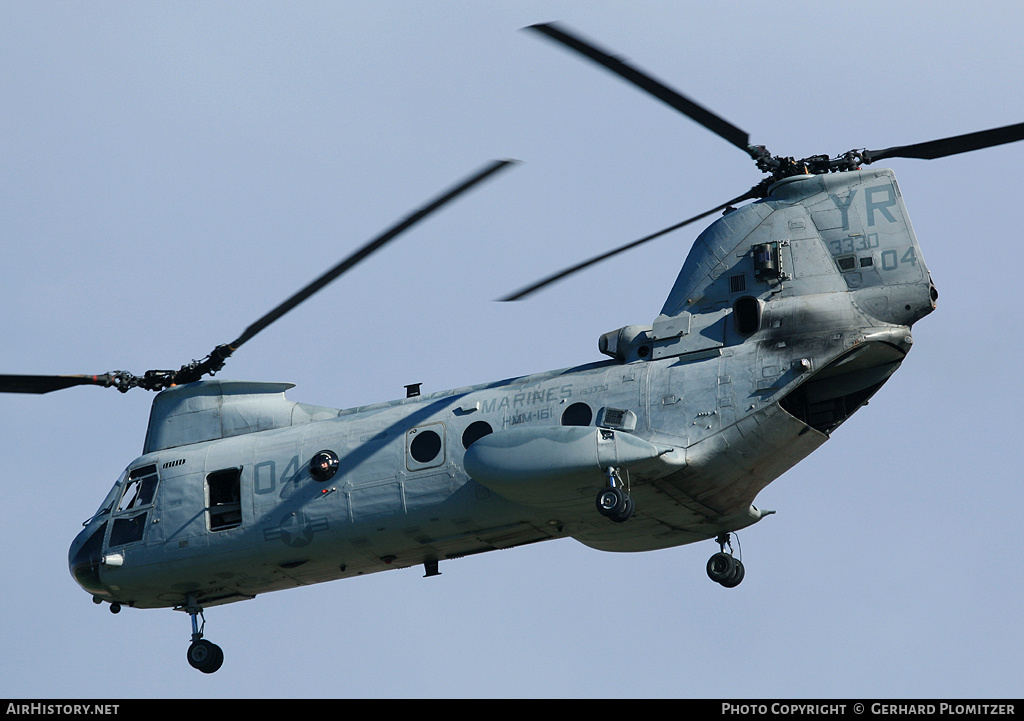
5;22;1024;674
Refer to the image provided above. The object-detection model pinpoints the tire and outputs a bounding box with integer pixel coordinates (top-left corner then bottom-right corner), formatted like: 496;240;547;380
706;552;737;584
610;494;635;523
596;487;628;518
187;639;225;674
719;559;745;587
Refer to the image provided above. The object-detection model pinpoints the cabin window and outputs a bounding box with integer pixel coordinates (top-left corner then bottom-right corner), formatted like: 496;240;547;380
561;402;593;427
733;296;761;335
411;430;442;462
207;468;242;532
310;450;339;482
462;421;493;449
406;423;446;471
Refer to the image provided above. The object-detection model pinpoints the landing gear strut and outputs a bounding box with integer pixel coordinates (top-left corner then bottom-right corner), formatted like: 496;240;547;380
706;533;744;588
596;466;634;523
184;601;224;674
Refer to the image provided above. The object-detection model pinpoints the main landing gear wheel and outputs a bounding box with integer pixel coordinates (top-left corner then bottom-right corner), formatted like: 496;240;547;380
706;552;745;587
187;638;224;674
706;533;745;588
596;486;634;523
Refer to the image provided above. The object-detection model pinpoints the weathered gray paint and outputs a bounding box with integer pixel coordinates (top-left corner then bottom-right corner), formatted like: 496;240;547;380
69;168;936;610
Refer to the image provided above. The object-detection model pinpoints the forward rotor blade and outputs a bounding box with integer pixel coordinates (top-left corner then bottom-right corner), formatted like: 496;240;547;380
526;22;750;152
0;373;116;394
866;122;1024;162
227;158;517;351
2;160;516;394
499;186;761;301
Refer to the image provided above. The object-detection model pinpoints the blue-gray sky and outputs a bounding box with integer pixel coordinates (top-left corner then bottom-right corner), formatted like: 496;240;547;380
2;2;1021;699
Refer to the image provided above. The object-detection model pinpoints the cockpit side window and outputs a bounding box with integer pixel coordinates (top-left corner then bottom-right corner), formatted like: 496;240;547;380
109;513;148;547
109;465;158;547
117;465;159;512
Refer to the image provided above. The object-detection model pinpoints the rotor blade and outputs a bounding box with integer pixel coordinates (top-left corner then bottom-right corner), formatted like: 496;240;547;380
526;22;750;152
0;373;116;394
866;122;1024;162
499;186;761;301
227;159;517;351
2;160;517;395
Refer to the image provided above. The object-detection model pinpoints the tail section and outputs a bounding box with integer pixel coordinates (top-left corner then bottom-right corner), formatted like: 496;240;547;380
652;168;935;361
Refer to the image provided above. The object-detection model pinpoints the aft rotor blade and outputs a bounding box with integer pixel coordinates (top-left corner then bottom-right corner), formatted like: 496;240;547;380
228;159;517;351
499;186;761;301
526;22;750;152
866;122;1024;162
0;373;116;394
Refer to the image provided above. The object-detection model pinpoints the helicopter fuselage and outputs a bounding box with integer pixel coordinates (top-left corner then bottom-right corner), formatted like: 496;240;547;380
70;168;936;612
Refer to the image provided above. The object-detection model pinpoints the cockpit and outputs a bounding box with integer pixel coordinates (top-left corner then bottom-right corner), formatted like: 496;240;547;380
68;464;160;600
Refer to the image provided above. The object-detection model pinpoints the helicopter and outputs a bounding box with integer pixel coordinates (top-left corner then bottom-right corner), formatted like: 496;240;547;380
3;22;1023;675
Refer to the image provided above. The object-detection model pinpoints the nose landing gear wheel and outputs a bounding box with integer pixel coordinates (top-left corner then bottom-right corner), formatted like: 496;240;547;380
187;639;224;674
182;599;225;673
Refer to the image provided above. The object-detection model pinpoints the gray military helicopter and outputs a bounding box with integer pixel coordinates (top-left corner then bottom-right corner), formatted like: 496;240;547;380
4;22;1024;674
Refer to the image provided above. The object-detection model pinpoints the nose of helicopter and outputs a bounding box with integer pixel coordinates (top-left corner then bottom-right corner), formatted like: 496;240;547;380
68;521;109;598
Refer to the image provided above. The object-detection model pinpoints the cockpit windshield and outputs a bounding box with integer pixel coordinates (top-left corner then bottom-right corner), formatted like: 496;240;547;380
89;468;128;523
86;464;160;530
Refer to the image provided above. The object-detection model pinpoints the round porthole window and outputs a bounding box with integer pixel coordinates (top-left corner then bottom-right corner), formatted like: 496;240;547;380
461;420;493;449
561;402;593;427
309;450;339;482
410;429;442;464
